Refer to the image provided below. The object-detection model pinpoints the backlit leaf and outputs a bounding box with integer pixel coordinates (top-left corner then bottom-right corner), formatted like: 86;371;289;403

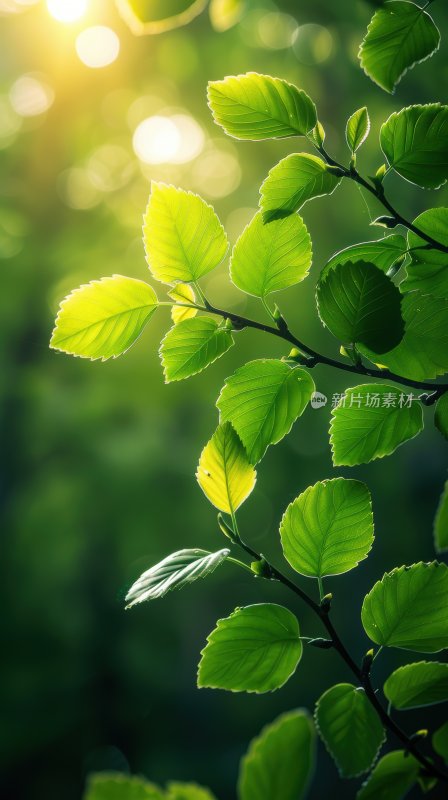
402;207;448;297
346;107;370;152
383;661;448;710
330;384;423;466
169;283;198;324
116;0;207;34
280;478;374;579
316;260;404;353
160;317;234;382
217;360;314;464
230;212;312;297
209;0;243;32
323;235;407;276
361;291;448;381
125;549;230;607
357;751;419;800
359;1;440;93
207;72;317;140
196;422;256;513
198;603;302;693
380;104;448;189
434;481;448;554
362;561;448;652
315;683;384;778
143;183;228;284
238;710;316;800
84;772;164;800
50;275;158;361
259;153;341;222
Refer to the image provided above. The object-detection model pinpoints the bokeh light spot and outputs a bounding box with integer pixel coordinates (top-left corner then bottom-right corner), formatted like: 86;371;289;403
293;24;334;65
9;75;54;117
192;143;241;198
133;116;180;165
76;27;120;69
58;168;101;210
47;0;87;23
257;12;298;50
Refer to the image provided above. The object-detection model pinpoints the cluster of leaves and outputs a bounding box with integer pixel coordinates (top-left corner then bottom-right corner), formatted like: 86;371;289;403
116;0;443;100
51;58;448;800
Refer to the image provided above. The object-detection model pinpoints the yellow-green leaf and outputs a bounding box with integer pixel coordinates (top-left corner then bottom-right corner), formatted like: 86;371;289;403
116;0;207;35
196;422;256;513
230;212;312;298
144;183;228;284
435;480;448;554
50;275;158;361
160;317;234;382
168;283;198;324
207;72;317;141
346;107;370;153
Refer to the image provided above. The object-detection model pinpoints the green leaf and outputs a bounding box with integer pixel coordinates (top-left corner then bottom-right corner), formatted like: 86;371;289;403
217;360;314;464
383;661;448;710
238;709;316;800
359;1;440;94
402;208;448;297
160;317;234;382
434;481;448;554
361;292;448;381
316;260;404;353
362;561;448;652
50;276;158;362
207;72;317;141
143;183;228;284
330;384;423;467
433;721;448;762
84;772;164;800
357;751;419;800
125;549;230;607
197;603;302;693
196;422;256;514
346;107;370;152
315;683;384;778
116;0;207;34
167;783;217;800
324;236;407;276
230;212;312;298
380;104;448;189
435;394;448;442
169;283;198;324
209;0;243;32
280;478;374;579
259;153;341;222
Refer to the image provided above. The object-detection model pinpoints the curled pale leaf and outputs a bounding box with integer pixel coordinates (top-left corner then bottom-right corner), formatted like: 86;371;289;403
346;107;370;153
125;548;230;607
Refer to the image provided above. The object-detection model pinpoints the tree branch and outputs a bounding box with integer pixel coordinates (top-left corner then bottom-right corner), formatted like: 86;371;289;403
189;300;448;399
231;529;448;785
316;144;448;254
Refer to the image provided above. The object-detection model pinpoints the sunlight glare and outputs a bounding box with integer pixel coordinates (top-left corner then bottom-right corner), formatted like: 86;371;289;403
47;0;87;23
133;116;180;165
76;26;120;69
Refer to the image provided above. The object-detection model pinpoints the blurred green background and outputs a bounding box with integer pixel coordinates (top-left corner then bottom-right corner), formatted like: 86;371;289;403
1;1;448;797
